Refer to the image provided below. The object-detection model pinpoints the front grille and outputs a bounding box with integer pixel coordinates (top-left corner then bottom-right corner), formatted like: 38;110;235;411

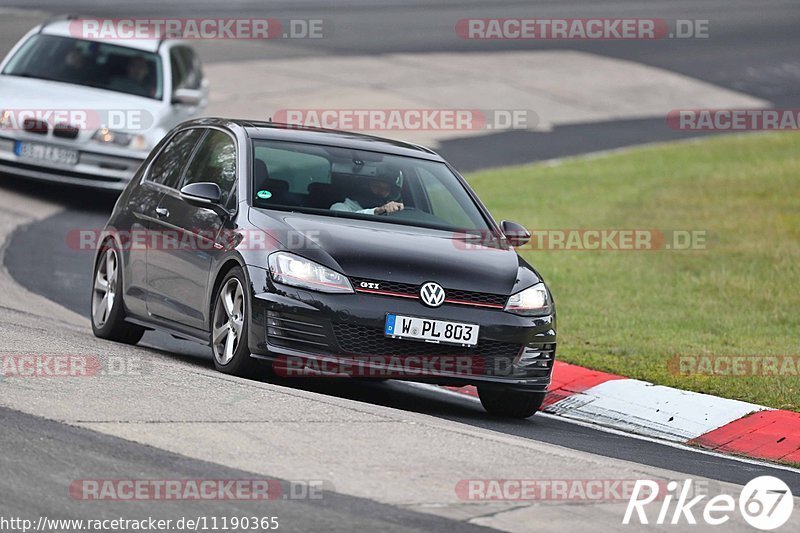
332;322;524;377
355;279;416;296
445;288;506;307
350;277;507;308
53;123;79;139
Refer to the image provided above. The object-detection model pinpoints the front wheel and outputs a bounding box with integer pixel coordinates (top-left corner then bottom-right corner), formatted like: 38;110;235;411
477;387;546;418
211;267;259;377
90;241;145;345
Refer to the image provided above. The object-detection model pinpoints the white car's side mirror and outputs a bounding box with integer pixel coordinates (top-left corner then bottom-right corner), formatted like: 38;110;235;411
172;88;203;106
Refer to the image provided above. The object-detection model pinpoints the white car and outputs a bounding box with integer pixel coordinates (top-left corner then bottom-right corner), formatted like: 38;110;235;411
0;16;208;190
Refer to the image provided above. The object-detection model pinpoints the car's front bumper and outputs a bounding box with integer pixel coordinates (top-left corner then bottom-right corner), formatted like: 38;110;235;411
246;266;556;391
0;135;144;190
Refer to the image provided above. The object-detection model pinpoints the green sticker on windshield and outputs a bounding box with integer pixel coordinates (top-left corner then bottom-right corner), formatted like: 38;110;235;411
257;190;272;199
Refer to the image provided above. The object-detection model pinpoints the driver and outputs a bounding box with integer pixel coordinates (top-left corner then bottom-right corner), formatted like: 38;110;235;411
330;164;404;215
109;56;155;98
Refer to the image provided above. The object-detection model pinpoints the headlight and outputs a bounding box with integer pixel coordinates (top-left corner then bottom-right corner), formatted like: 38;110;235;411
91;128;148;150
268;252;353;294
504;283;552;316
0;110;14;129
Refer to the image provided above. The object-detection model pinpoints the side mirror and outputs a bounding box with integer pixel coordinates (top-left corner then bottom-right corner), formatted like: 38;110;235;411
180;182;228;216
501;220;531;247
172;88;203;106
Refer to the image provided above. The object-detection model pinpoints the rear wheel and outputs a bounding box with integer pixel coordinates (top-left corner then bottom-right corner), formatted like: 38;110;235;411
211;267;259;377
477;387;546;418
90;241;145;345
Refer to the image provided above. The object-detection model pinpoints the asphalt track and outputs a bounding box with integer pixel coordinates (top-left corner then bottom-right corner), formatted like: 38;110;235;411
1;1;799;531
0;406;493;533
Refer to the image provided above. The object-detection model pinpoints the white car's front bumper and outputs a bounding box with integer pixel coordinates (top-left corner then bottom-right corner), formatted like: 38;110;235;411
0;135;145;191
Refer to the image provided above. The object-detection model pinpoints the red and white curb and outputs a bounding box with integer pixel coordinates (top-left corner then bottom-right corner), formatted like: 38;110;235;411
448;361;800;465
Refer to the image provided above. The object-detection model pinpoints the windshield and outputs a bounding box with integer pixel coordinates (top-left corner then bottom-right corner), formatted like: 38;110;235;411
251;139;491;232
2;34;163;100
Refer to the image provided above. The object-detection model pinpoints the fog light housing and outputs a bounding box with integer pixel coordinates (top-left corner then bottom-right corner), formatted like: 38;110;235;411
514;342;556;370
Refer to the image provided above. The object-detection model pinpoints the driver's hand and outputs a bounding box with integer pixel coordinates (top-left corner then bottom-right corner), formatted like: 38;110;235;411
376;201;404;215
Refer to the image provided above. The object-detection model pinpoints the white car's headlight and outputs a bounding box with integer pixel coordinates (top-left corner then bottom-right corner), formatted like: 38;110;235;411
0;110;14;129
91;128;149;150
504;283;552;316
268;252;353;294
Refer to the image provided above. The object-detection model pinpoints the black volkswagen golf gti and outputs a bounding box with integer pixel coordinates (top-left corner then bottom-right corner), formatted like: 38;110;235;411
91;118;556;418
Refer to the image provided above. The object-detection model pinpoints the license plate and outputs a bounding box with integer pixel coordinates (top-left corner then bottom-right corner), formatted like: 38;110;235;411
15;141;79;166
385;314;479;347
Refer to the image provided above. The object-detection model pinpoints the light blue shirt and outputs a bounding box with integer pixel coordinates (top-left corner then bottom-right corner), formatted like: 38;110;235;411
330;197;377;215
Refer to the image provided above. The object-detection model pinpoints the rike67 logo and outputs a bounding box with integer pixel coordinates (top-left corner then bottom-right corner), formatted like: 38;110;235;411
624;476;794;530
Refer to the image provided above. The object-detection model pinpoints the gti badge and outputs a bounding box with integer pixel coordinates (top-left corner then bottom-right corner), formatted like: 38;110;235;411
359;281;380;289
419;282;446;307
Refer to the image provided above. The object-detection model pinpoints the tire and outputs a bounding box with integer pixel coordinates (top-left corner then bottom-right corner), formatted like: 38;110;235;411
210;266;259;377
477;387;546;418
90;240;145;345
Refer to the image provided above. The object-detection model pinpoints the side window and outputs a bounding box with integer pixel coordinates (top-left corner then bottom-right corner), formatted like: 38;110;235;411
170;46;201;90
182;130;237;206
169;48;187;91
146;129;204;188
179;47;202;90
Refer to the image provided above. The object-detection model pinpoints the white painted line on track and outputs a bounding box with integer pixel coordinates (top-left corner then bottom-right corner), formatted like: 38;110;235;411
406;382;800;477
545;379;767;442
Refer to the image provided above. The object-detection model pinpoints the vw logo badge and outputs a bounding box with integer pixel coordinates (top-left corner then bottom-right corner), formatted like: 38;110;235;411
420;282;446;307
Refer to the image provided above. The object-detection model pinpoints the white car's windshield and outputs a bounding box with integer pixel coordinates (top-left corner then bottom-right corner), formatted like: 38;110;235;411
251;139;492;232
3;34;163;100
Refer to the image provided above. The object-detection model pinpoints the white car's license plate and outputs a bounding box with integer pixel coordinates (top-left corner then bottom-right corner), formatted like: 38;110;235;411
385;314;479;347
15;141;79;166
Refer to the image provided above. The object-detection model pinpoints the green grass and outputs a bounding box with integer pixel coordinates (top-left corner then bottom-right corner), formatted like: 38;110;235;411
466;132;800;411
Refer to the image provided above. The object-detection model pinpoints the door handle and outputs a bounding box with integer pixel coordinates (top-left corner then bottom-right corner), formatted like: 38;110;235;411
155;207;169;218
